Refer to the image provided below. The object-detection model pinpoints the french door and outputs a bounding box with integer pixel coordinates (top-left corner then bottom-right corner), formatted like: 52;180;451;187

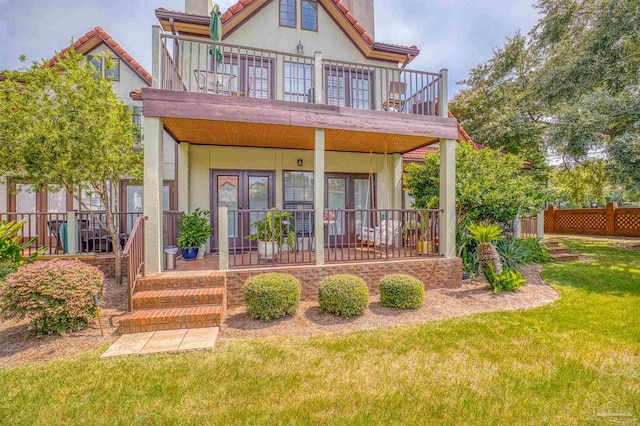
325;174;375;246
211;170;275;252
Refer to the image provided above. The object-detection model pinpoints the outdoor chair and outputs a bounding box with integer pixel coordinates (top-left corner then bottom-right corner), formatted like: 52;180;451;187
382;81;407;112
359;219;401;248
193;70;237;95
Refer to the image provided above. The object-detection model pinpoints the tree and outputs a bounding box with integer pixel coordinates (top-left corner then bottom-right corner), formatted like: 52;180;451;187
450;0;640;194
404;143;546;227
0;48;142;284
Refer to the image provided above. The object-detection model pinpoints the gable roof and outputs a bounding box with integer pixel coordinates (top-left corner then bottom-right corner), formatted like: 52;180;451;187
48;27;152;86
156;0;419;64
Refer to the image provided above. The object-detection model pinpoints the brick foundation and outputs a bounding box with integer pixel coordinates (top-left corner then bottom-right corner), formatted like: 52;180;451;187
224;257;462;308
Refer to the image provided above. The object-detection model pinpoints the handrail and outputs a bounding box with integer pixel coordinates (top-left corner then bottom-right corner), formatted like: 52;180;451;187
125;216;146;312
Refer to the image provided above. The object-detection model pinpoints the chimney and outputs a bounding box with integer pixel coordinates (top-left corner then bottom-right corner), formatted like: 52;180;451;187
342;0;375;40
185;0;213;15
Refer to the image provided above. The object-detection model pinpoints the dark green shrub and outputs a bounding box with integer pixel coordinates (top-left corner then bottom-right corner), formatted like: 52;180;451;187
243;273;301;322
0;259;104;336
379;274;425;309
483;265;527;293
318;274;369;318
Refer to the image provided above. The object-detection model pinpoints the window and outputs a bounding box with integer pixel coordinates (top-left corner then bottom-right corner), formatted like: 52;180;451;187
284;171;314;207
280;0;296;27
301;0;318;31
325;67;373;109
284;62;313;102
105;58;120;81
87;55;102;76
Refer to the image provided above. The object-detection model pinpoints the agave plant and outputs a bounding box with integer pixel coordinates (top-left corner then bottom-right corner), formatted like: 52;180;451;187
468;223;504;276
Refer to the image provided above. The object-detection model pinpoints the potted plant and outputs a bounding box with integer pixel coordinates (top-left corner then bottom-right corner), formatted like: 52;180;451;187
246;209;296;261
404;213;435;255
177;208;213;261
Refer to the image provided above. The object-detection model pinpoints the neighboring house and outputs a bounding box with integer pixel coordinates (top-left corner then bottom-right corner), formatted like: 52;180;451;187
0;27;178;247
140;0;459;275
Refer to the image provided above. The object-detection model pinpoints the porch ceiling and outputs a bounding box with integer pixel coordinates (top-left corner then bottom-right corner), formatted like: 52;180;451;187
143;88;457;154
162;117;439;153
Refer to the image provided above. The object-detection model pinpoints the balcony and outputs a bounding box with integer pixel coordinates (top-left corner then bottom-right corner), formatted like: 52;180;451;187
158;33;444;117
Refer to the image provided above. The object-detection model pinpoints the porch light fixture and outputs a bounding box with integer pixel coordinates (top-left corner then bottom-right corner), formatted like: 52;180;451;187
296;41;304;55
297;159;304;167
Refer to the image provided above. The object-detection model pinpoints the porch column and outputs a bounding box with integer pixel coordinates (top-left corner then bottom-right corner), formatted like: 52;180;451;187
393;153;403;209
144;116;164;274
314;52;324;104
314;129;325;265
177;142;190;213
514;215;522;238
438;68;456;258
537;209;545;239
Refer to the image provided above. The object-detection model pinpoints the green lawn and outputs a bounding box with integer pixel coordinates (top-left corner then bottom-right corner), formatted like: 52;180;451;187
1;239;639;425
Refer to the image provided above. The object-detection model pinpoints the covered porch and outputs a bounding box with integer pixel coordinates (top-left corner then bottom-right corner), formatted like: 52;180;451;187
142;92;458;274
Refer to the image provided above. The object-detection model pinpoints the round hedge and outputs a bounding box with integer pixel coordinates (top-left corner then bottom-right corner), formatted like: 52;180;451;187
379;274;425;309
0;259;104;336
243;273;301;322
318;274;369;318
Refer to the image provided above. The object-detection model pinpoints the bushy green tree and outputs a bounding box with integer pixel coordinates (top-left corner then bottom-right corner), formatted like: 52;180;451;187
0;48;142;284
404;143;546;227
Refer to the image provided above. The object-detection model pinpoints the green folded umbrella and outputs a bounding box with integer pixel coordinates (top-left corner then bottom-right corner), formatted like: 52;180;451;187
209;5;223;62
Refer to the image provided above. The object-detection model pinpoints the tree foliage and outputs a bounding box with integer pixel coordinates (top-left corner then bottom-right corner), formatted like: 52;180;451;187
450;0;640;197
0;48;142;283
404;143;546;226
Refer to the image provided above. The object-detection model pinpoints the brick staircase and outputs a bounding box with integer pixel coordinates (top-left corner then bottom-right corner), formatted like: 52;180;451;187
543;240;579;262
118;272;226;334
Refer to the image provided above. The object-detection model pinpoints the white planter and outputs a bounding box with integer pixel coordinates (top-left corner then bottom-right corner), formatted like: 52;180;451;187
257;240;279;260
197;243;206;259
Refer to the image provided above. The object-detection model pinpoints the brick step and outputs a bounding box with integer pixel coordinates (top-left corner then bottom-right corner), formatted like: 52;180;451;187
136;271;225;292
548;247;570;254
132;288;225;310
550;252;579;262
118;306;224;334
542;240;560;247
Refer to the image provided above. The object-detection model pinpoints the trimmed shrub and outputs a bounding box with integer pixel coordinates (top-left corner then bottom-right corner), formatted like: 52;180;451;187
319;274;369;318
243;273;301;322
379;274;425;309
519;238;551;263
0;259;104;336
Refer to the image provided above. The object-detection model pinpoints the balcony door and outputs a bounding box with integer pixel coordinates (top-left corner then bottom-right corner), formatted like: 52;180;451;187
211;170;275;252
325;174;375;247
325;66;374;109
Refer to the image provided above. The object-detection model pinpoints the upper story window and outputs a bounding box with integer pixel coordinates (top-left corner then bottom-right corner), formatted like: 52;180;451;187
87;55;102;76
86;55;120;82
280;0;296;28
301;0;318;31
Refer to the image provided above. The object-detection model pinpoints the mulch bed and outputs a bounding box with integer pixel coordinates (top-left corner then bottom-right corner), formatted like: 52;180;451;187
1;264;560;367
0;279;127;368
219;264;559;341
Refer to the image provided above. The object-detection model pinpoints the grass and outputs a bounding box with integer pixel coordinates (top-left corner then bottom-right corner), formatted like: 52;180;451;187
1;239;639;425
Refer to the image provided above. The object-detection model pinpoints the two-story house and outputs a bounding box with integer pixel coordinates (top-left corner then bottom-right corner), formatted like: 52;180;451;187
114;0;461;333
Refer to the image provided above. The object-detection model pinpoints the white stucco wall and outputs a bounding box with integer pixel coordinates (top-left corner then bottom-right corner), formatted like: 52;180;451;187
188;145;399;214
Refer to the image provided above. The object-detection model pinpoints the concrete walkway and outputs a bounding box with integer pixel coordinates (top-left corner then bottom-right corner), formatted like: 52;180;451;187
101;327;219;358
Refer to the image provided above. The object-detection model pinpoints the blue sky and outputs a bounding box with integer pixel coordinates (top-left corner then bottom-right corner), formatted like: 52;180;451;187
0;0;540;95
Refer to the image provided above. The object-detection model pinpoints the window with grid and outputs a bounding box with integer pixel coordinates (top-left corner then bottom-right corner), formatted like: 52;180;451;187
326;75;345;106
351;75;370;109
280;0;296;27
284;171;314;206
284;62;313;102
248;64;271;99
87;55;102;77
105;58;120;81
301;0;318;31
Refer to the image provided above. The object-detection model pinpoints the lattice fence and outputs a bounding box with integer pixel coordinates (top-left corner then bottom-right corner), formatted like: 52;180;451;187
545;204;640;237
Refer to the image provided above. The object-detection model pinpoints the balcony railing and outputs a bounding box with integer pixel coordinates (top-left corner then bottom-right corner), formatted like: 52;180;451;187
159;33;443;117
222;208;441;269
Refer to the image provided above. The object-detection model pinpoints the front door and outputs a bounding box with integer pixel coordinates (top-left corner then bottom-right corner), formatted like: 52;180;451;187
326;174;375;247
211;170;275;252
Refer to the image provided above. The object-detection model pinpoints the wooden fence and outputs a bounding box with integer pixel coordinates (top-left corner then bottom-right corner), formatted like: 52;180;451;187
544;203;640;237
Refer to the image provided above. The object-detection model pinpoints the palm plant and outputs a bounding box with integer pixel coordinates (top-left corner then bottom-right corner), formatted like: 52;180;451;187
468;223;504;275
